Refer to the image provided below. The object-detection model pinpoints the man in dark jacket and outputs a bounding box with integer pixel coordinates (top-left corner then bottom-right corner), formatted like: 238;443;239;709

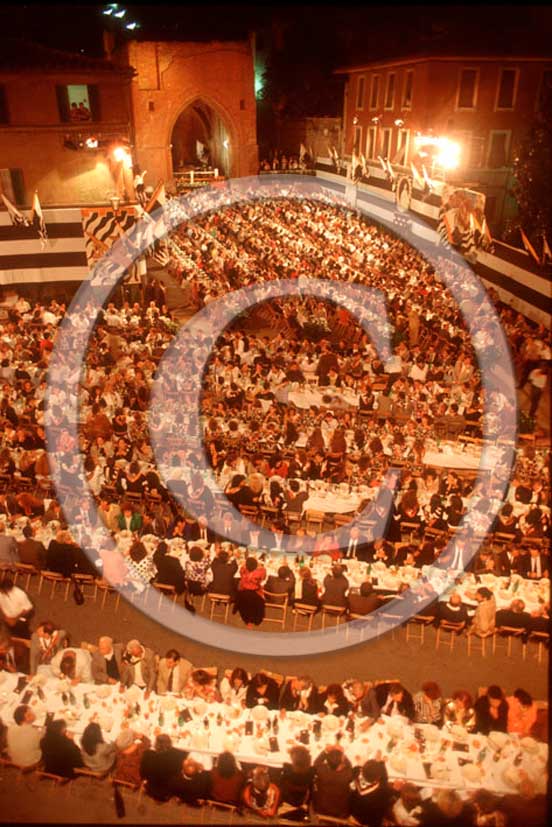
209;550;238;598
437;593;469;625
91;636;126;685
348;581;381;616
350;760;391;827
373;682;415;721
265;565;295;602
474;685;508;735
152;542;186;594
312;746;353;818
495;599;532;641
168;756;210;804
17;524;46;570
140;734;188;801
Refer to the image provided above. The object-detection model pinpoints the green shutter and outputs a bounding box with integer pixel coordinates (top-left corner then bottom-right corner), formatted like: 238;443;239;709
88;84;101;122
56;85;70;122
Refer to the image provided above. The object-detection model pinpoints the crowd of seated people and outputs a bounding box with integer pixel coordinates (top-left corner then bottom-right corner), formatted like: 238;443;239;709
0;616;547;824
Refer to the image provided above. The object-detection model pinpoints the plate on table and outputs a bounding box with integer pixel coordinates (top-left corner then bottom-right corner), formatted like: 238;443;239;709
192;699;208;717
430;761;450;781
389;755;407;773
520;736;539;755
488;731;509;751
450;724;468;742
251;704;270;723
96;685;112;700
321;714;340;732
462;764;481;783
502;766;523;790
424;725;441;743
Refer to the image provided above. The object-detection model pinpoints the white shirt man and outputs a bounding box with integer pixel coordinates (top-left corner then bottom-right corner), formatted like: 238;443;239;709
7;705;43;767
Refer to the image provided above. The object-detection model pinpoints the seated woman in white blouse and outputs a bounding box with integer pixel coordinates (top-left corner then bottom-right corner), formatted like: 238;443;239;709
0;575;34;639
219;667;249;706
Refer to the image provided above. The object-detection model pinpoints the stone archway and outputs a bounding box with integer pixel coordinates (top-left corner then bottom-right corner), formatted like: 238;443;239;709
170;99;232;177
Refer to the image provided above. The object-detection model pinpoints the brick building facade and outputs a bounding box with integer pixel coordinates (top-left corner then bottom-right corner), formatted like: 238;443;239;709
336;55;552;230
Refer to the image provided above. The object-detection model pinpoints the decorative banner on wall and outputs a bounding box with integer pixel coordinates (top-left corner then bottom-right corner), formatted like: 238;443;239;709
437;185;491;262
81;207;137;266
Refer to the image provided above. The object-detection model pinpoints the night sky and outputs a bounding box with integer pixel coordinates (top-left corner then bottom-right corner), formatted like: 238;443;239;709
1;3;551;59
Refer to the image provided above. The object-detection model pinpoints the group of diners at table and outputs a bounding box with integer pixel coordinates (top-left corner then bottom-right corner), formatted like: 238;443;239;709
0;620;548;826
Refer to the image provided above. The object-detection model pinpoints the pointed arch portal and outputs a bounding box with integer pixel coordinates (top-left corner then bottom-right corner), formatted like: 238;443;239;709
170;99;232;177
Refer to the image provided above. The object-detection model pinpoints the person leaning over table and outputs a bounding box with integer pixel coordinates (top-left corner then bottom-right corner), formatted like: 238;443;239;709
49;647;92;685
443;690;476;731
280;675;318;714
473;685;508;735
242;765;280;818
506;688;537;737
29;620;67;675
80;721;117;774
91;635;125;685
279;744;315;811
0;620;30;673
121;639;157;694
413;681;444;726
156;648;193;695
246;671;280;710
167;755;211;805
316;682;351;717
6;704;43;768
220;666;249;705
183;668;221;703
40;718;85;778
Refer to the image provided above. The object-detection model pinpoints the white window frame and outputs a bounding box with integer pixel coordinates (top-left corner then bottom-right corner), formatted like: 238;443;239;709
456;67;479;111
384;72;396;110
486;129;511;169
396;128;410;164
381;127;392;159
369;75;381;110
495;67;519;111
353;124;363;153
402;69;414;110
356;75;366;110
367;125;377;160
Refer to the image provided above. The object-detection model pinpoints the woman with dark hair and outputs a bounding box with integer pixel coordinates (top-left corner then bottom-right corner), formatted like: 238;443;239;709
321;564;349;609
235;556;266;628
184;669;221;703
298;567;320;608
446;495;465;528
444;690;476;731
316;683;351;717
280;745;315;810
474;685;508;735
126;540;155;585
506;688;537;737
40;719;84;778
184;546;212;596
220;667;249;705
245;672;280;710
80;721;116;774
209;751;245;805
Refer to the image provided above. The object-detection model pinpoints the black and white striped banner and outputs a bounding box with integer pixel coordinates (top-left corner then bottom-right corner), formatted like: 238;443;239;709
81;207;136;267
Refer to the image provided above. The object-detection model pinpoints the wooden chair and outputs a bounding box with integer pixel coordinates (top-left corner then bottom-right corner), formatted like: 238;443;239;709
435;619;465;652
492;626;527;659
333;514;353;529
111;777;145;805
528;630;549;664
13;563;39;592
200;799;238;824
292;602;318;632
238;505;259;521
467;629;493;656
36;770;73;794
72;574;98;602
263;590;288;629
284;511;302;532
74;766;110;786
95;579;121;611
38;571;71;600
405;613;434;645
305;510;325;532
207;592;231;623
400;521;421;541
152;582;178;611
321;604;346;629
346;612;376;642
260;506;279;527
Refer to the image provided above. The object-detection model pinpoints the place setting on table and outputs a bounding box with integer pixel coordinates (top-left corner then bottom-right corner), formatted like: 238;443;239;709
0;671;547;798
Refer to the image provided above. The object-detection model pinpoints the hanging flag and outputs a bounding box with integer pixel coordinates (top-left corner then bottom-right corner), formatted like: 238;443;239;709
360;152;368;178
542;234;552;263
350;149;358;180
1;192;30;227
299;143;307;162
520;228;541;264
410;162;424;189
145;181;166;214
421;165;433;192
437;205;455;246
196;140;205;162
386;158;396;180
30;192;48;249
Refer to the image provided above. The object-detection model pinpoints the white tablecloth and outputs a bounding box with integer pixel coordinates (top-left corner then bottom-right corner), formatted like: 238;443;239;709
0;674;546;796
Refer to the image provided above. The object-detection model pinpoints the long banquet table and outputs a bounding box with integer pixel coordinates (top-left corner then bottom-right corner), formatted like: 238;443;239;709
0;673;546;797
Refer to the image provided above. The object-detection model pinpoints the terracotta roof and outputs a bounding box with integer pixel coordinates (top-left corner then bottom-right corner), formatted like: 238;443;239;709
0;37;134;75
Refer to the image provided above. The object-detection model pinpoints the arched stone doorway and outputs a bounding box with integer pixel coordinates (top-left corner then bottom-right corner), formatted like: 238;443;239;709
170;99;232;177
